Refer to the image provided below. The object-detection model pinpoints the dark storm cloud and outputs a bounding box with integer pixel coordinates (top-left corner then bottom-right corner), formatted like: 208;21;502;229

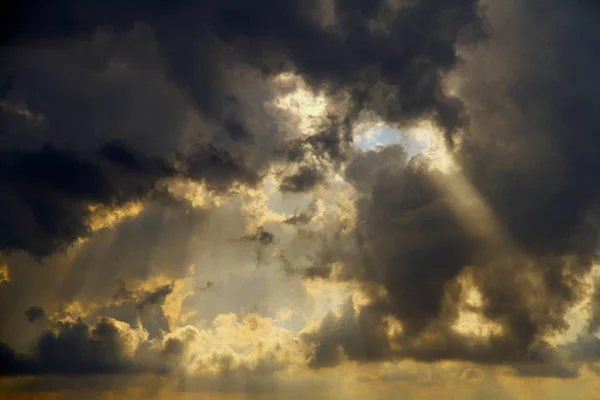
0;145;122;258
345;144;408;192
184;144;260;191
213;0;484;138
454;0;600;358
280;166;325;193
590;283;600;334
329;148;479;336
0;137;253;259
1;0;483;132
303;299;391;368
95;300;170;341
0;143;175;258
450;0;600;352
6;0;596;381
99;140;175;175
0;0;484;259
303;0;600;374
0;318;160;375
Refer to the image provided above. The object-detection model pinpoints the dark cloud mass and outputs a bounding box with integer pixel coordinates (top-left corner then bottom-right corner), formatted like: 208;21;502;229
304;0;600;373
303;300;391;367
0;318;154;375
280;166;325;193
1;0;600;384
0;0;482;257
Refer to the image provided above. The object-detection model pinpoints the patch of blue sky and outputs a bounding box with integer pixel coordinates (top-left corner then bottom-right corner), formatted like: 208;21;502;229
355;125;429;159
268;125;429;214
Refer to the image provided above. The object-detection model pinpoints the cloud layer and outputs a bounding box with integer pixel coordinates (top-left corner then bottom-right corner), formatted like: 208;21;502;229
1;0;600;394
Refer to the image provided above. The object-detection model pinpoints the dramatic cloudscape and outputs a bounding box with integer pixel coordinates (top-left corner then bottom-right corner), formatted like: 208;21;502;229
1;0;600;398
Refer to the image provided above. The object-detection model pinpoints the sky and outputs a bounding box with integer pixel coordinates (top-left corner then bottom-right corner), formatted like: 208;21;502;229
1;0;600;399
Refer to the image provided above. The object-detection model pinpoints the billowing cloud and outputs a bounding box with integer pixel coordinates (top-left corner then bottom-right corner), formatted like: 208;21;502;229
1;0;600;398
299;0;600;375
0;0;484;250
0;317;153;375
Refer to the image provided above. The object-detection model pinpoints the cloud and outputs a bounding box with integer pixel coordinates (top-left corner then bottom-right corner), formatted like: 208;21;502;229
588;281;600;334
135;282;175;313
0;141;257;259
0;0;485;254
297;0;600;372
283;199;322;226
160;313;306;376
0;310;303;377
0;317;156;375
2;0;600;390
508;364;581;379
280;166;325;193
0;145;123;257
24;306;45;324
303;299;391;368
239;227;276;246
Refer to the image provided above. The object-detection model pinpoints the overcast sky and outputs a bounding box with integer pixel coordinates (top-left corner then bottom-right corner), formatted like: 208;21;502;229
1;0;600;398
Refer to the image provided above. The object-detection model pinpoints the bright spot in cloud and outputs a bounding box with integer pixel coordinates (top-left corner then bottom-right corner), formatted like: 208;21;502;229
304;279;353;323
272;73;328;135
546;265;600;346
452;273;503;338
